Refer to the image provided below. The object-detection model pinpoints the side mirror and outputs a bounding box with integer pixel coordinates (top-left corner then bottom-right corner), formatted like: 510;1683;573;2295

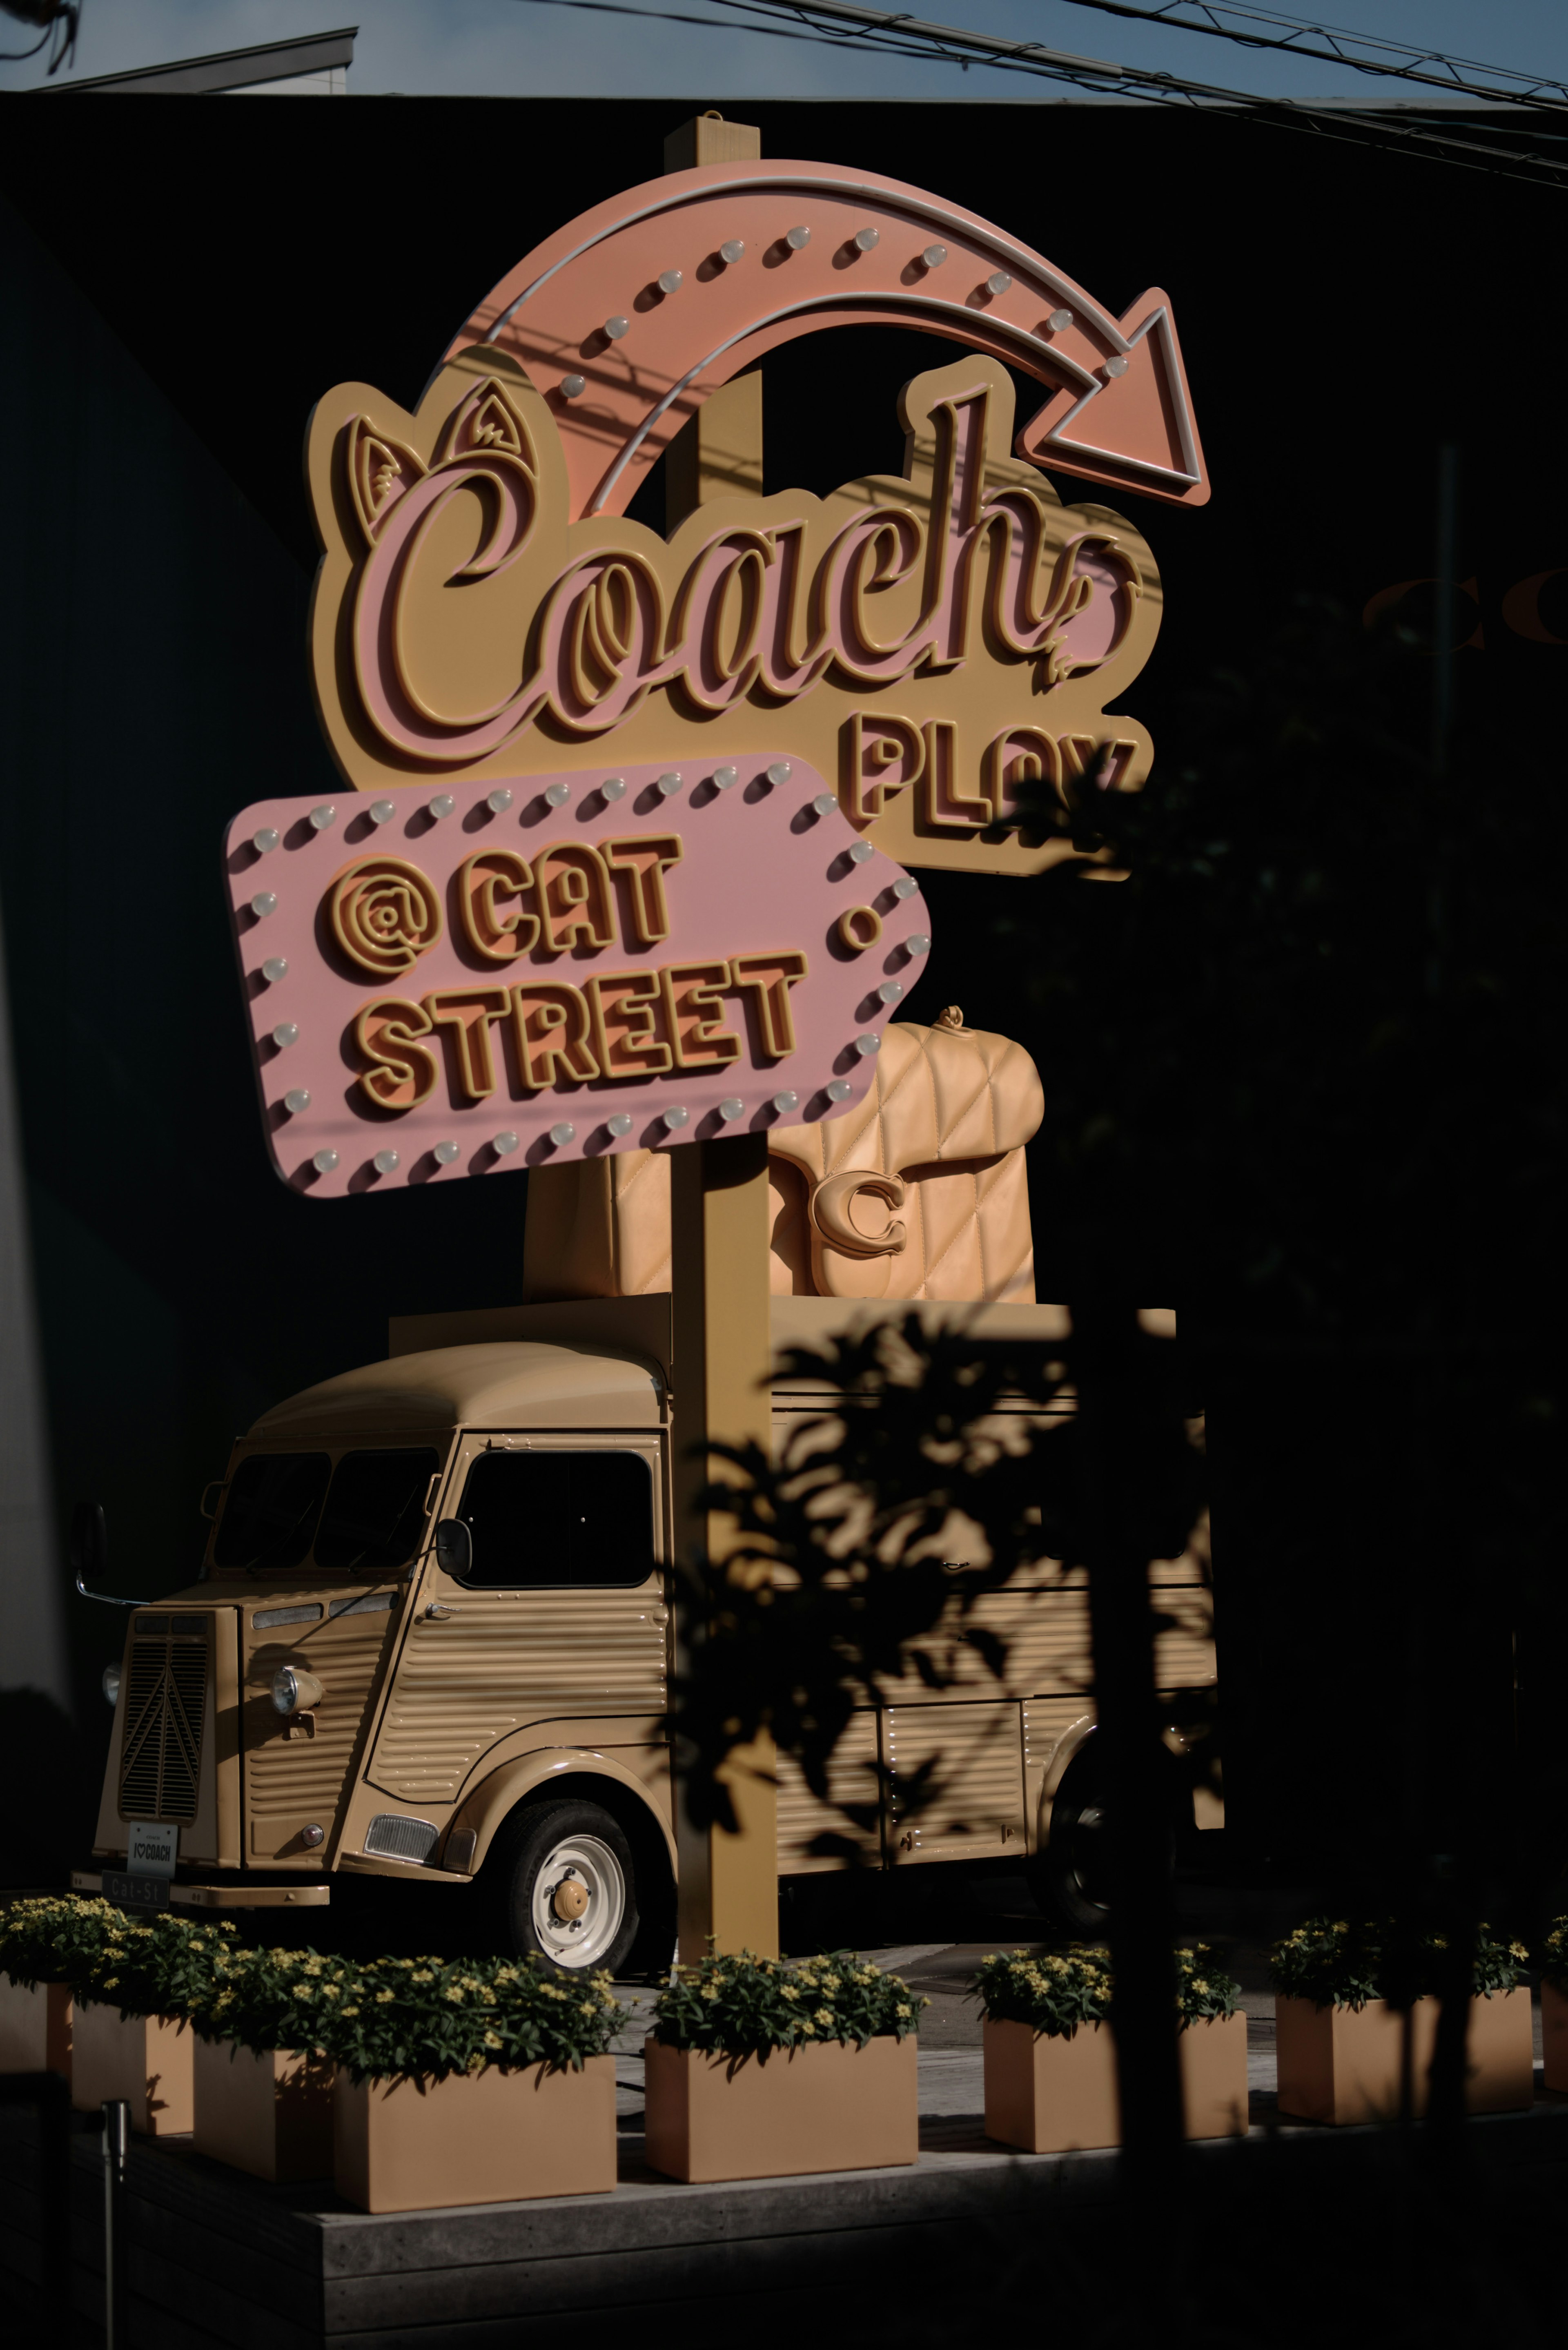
434;1518;472;1579
70;1501;107;1588
70;1503;144;1608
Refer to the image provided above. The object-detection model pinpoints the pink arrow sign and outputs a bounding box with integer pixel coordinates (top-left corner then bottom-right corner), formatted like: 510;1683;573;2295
225;758;931;1196
449;159;1209;517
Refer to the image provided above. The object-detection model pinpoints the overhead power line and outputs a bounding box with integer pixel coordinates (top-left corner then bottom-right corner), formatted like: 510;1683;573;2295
696;0;1568;187
1050;0;1568;117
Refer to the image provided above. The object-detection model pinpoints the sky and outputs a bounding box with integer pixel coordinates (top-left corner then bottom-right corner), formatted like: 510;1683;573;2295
4;0;1568;102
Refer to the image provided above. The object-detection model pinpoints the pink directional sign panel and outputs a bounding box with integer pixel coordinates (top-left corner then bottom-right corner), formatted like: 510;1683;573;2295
224;759;932;1196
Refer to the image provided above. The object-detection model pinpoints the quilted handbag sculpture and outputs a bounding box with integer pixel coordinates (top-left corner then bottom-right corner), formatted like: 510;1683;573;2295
522;1012;1044;1306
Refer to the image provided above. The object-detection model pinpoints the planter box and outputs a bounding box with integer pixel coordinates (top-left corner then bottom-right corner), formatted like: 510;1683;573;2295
71;2002;194;2135
192;2035;334;2182
643;2034;918;2183
983;2012;1249;2153
333;2056;616;2214
1180;2011;1251;2139
0;1976;72;2078
1544;1980;1568;2094
1276;1990;1533;2125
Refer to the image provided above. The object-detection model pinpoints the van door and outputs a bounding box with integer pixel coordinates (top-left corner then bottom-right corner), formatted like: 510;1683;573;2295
365;1434;668;1818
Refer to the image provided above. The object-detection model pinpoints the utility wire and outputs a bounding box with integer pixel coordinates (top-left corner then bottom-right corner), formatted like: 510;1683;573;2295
697;0;1568;187
1050;0;1568;116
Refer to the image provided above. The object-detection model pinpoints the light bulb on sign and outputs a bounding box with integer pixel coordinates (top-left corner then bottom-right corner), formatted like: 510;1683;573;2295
283;1088;311;1114
878;982;904;1004
561;375;586;400
312;1149;339;1175
261;956;288;983
854;1034;881;1057
544;781;572;807
718;1098;744;1123
370;799;397;825
252;827;279;855
250;892;276;919
719;240;744;263
309;804;336;831
905;934;931;956
712;766;738;790
923;244;947;269
1105;355;1129;379
773;1091;800;1115
765;762;792;786
663;1106;690;1130
893;877;918;901
486;788;513;814
434;1141;460;1164
811;794;835;817
1047;308;1074;332
604;316;629;340
373;1148;399;1175
606;1114;634;1137
657;268;683;292
826;1080;853;1102
786;225;811;250
549;1123;576;1147
655;771;683;798
848;842;873;865
428;794;454;819
492;1131;520;1155
601;776;627;802
272;1023;298;1050
854;226;879;251
987;272;1012;296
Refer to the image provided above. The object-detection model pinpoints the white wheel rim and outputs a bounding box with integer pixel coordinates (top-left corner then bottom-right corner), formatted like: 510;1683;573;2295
530;1833;626;1969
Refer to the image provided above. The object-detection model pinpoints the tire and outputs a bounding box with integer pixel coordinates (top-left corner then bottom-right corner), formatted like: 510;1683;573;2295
1027;1740;1182;1937
1028;1746;1112;1936
486;1798;641;1975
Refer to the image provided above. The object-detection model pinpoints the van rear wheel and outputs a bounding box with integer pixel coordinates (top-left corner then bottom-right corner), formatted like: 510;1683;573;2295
488;1799;640;1974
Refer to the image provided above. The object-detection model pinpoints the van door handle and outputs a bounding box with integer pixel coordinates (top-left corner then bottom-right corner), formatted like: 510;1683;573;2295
423;1603;461;1621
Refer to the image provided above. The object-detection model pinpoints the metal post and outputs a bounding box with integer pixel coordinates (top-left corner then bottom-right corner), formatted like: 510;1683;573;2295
102;2098;129;2349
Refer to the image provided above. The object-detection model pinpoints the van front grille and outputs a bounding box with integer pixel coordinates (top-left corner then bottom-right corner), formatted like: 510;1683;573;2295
118;1620;209;1824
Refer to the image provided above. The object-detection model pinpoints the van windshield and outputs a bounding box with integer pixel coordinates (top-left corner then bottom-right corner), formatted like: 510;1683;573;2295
315;1447;441;1576
213;1446;441;1577
213;1454;330;1574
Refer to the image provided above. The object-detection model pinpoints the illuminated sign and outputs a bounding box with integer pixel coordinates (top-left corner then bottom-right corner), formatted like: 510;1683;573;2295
305;158;1205;880
226;758;927;1195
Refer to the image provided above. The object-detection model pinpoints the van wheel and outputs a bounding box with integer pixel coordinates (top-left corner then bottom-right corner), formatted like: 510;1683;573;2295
1028;1747;1113;1936
488;1799;639;1974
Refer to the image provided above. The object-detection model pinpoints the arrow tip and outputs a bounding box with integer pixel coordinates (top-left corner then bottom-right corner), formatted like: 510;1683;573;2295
1016;289;1210;508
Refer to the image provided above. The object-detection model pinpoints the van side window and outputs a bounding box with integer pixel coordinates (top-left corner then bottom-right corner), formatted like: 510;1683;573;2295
453;1451;656;1589
213;1453;330;1575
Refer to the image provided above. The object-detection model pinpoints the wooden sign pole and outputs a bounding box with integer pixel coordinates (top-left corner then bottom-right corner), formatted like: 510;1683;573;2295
665;112;780;1963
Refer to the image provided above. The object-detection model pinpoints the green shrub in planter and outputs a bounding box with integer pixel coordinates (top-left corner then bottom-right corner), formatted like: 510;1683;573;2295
1539;1919;1568;1984
189;1943;358;2057
1268;1917;1528;2010
70;1913;238;2022
972;1944;1238;2035
0;1895;131;1989
652;1950;921;2060
308;1953;624;2087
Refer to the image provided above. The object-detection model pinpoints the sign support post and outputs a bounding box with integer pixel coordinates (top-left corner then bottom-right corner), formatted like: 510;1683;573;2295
665;114;779;1963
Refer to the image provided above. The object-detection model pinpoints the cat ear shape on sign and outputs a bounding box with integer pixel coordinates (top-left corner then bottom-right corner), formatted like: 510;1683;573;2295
345;418;427;546
435;377;537;474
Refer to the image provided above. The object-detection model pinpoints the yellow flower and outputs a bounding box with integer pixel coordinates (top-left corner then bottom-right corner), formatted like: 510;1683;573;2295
375;1990;394;2004
896;2003;911;2018
800;2020;816;2036
296;1986;313;2000
814;2007;833;2027
411;1969;434;1984
580;2002;597;2017
485;2031;503;2049
339;2007;360;2018
443;1987;464;2004
1192;1980;1210;1996
1510;1943;1529;1961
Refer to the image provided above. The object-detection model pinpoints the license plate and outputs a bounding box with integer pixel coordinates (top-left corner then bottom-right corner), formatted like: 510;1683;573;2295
102;1870;169;1912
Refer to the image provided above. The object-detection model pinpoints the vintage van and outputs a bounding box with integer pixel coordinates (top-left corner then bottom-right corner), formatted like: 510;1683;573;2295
79;1019;1216;1969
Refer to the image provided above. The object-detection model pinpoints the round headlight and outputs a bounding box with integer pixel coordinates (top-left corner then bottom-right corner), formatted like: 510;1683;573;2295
102;1664;121;1707
272;1664;302;1715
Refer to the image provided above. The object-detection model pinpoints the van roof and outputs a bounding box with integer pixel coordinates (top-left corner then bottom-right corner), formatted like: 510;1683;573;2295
248;1340;664;1439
